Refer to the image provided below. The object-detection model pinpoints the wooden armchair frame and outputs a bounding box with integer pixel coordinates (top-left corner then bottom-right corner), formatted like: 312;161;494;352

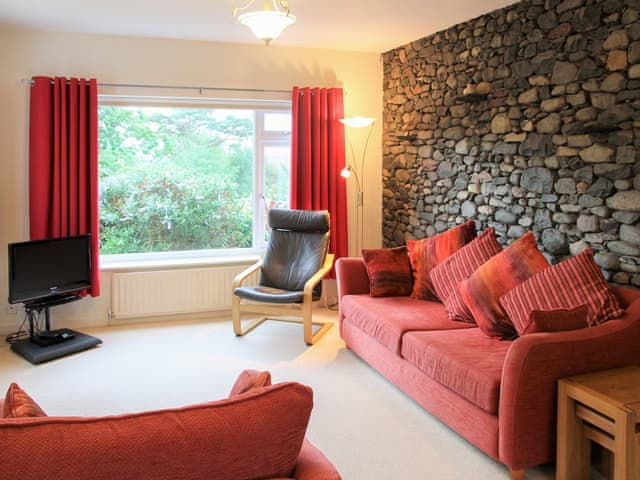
231;253;335;345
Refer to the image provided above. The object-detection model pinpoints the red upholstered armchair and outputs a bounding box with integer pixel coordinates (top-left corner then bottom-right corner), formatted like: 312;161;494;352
0;377;341;480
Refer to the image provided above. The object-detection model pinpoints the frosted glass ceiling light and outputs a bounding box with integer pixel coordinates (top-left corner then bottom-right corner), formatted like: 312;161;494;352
233;0;296;46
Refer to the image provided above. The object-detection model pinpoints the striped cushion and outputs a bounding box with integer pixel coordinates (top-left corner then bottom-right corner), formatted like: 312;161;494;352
458;232;550;339
2;383;47;419
407;221;477;300
431;228;502;322
362;246;413;297
499;249;624;336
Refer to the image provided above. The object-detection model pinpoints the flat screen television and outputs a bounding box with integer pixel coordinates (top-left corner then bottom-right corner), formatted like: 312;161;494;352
8;234;92;305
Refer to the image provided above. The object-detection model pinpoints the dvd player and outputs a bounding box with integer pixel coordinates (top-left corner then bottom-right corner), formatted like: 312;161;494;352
31;328;75;347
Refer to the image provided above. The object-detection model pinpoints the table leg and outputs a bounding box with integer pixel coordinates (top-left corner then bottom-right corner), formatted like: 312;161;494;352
613;410;636;480
635;431;639;479
557;382;590;480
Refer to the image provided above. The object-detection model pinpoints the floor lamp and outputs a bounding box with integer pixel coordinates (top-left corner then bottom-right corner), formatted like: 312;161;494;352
340;116;375;255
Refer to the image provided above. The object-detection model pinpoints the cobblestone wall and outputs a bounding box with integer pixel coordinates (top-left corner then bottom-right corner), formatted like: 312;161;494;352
382;0;640;286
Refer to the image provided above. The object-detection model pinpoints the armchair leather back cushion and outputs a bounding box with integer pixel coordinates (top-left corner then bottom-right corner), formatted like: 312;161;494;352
261;209;330;292
0;382;313;480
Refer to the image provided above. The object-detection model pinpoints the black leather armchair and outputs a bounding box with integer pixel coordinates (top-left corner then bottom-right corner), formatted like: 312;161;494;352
232;209;335;345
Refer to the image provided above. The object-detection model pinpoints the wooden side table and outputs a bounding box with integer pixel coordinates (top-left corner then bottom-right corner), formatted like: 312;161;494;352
557;366;640;480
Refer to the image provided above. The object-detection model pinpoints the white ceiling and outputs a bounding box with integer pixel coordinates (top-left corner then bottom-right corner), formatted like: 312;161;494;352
0;0;516;53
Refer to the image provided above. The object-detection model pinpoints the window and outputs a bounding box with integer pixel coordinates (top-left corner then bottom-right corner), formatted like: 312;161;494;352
98;99;291;259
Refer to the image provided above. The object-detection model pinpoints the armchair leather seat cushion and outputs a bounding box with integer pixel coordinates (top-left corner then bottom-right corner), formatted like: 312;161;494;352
234;286;315;304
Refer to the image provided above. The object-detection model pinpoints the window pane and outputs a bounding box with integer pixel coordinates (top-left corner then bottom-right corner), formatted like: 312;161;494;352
263;112;291;133
98;105;254;254
263;145;290;241
264;145;290;207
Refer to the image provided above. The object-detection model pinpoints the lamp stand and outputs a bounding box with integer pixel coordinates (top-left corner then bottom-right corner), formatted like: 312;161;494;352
340;116;375;256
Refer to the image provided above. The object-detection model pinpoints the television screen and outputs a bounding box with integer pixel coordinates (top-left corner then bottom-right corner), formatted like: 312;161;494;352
8;234;92;304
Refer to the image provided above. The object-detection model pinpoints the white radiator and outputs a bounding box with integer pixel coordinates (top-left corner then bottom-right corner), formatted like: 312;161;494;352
111;265;251;319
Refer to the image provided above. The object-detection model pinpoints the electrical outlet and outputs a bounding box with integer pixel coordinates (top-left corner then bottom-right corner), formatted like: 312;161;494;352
6;304;18;315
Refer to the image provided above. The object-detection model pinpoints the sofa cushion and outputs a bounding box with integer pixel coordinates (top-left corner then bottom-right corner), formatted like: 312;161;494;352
0;382;313;480
458;232;549;339
2;383;46;419
362;246;412;297
340;294;474;354
430;227;502;322
525;305;590;334
228;369;272;397
499;249;624;336
407;220;477;300
401;329;511;414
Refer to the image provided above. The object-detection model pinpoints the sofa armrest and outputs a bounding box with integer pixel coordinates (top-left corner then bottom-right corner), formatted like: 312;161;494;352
335;257;370;299
498;297;640;470
292;439;341;480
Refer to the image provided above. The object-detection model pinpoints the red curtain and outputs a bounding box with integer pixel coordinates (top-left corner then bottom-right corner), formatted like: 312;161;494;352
290;87;348;275
29;76;100;296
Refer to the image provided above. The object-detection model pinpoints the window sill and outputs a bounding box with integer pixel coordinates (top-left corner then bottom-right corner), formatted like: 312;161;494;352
100;253;261;272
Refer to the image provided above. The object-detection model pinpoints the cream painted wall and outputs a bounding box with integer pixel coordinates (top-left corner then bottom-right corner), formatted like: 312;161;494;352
0;24;382;334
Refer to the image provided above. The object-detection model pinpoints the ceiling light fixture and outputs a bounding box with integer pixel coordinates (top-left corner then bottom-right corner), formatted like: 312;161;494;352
233;0;296;46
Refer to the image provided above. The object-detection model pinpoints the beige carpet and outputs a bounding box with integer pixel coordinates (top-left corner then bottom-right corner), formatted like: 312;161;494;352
0;309;558;480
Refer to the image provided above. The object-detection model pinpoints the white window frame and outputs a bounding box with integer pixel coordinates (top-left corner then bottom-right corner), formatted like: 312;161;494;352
98;95;291;267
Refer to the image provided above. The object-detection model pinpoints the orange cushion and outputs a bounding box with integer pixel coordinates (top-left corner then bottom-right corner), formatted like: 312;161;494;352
362;246;412;297
407;221;476;300
458;232;549;339
430;227;502;321
228;369;272;397
0;382;312;480
2;383;46;419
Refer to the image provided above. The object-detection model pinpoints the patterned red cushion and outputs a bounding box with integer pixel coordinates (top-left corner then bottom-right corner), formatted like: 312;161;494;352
407;221;477;300
2;383;47;418
525;305;590;335
458;232;550;339
499;249;624;336
430;228;502;322
228;370;272;397
362;246;412;297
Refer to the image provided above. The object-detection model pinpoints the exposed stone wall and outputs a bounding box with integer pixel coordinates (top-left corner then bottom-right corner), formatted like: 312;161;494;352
382;0;640;286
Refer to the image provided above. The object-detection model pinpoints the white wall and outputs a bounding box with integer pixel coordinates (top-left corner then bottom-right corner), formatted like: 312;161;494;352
0;24;383;334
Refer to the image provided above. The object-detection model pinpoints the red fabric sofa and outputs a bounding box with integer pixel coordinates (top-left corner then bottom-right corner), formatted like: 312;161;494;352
336;256;640;479
0;381;341;480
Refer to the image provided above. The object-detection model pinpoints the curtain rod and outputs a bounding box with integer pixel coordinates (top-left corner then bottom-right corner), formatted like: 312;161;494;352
21;78;291;95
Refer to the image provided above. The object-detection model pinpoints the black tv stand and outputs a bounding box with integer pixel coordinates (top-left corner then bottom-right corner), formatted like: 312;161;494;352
11;295;102;364
24;294;82;338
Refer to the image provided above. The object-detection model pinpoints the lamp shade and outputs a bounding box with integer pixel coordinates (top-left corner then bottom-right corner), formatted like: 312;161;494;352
340;116;375;128
238;10;296;45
